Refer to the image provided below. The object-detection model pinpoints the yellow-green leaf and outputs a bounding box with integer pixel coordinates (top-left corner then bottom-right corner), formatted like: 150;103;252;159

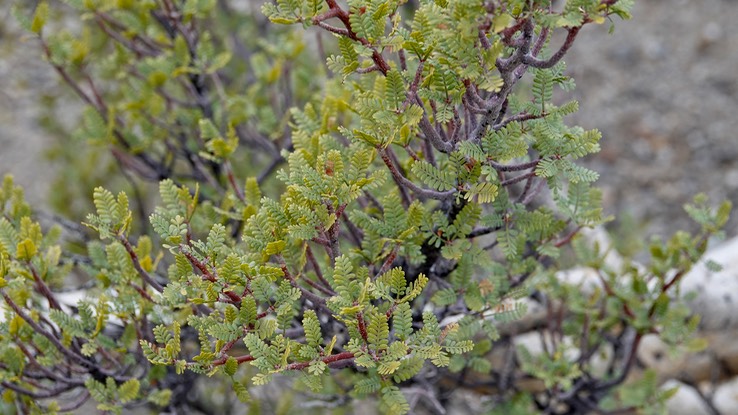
16;238;37;261
224;356;238;376
119;379;140;403
685;337;709;353
492;14;513;33
0;254;7;278
264;240;286;256
31;2;49;34
208;52;232;74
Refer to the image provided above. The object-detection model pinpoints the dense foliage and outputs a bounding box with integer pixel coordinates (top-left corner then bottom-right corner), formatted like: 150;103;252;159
1;0;731;413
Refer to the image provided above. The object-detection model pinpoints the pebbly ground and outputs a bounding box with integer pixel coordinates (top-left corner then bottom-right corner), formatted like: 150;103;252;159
0;7;59;208
567;0;738;239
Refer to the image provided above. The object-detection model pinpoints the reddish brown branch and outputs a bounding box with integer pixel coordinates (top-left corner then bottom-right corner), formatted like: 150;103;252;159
493;112;544;131
181;246;242;303
319;0;390;75
119;236;164;293
596;270;636;320
130;282;155;302
306;245;332;290
256;305;275;320
285;351;356;370
554;225;583;248
28;263;62;311
182;249;216;282
277;257;328;308
224;161;245;203
357;312;369;344
375;245;399;278
211;350;355;371
210;353;256;367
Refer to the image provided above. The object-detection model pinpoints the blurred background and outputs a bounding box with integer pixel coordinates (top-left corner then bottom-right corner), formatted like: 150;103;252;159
569;0;738;239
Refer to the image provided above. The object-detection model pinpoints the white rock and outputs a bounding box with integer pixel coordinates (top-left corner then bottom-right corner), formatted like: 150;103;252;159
637;335;674;376
713;376;738;415
663;380;711;415
681;236;738;330
556;266;603;295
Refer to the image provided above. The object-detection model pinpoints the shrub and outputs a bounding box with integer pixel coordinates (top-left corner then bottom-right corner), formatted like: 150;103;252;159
1;0;730;414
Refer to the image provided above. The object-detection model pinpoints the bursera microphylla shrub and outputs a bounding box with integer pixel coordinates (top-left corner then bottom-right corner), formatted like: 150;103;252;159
1;0;731;413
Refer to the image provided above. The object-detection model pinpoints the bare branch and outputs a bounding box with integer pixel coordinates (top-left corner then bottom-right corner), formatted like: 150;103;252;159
523;26;581;69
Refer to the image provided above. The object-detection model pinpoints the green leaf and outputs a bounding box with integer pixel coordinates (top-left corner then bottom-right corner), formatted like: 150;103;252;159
367;312;389;352
392;302;413;341
199;118;222;140
224;356;239;376
411;161;456;191
207;52;232;73
232;380;250;403
354;374;381;395
147;389;172;407
303;310;322;347
492;14;513;33
432;288;457;306
118;379;140;404
264;240;286;256
380;385;410;414
385;70;406;111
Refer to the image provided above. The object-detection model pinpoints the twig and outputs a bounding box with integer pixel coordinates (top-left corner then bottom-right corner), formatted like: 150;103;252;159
54;390;90;412
374;245;399;278
276;256;329;310
210;353;256;367
492;112;543;131
306;245;333;291
521;178;546;204
118;236;165;293
1;291;100;372
378;148;455;200
490;159;540;172
28;263;62;311
285;351;355;370
523;26;581;69
0;381;77;400
554;225;583;248
357;313;370;344
515;175;536;204
302;273;336;296
341;211;364;246
224;161;245;203
414;95;454;154
180;246;242;304
500;171;536;187
467;225;503;238
258;155;285;185
594;330;641;392
315;21;350;36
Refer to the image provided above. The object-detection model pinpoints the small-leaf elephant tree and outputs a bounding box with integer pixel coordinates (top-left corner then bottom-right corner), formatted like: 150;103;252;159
1;0;730;414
